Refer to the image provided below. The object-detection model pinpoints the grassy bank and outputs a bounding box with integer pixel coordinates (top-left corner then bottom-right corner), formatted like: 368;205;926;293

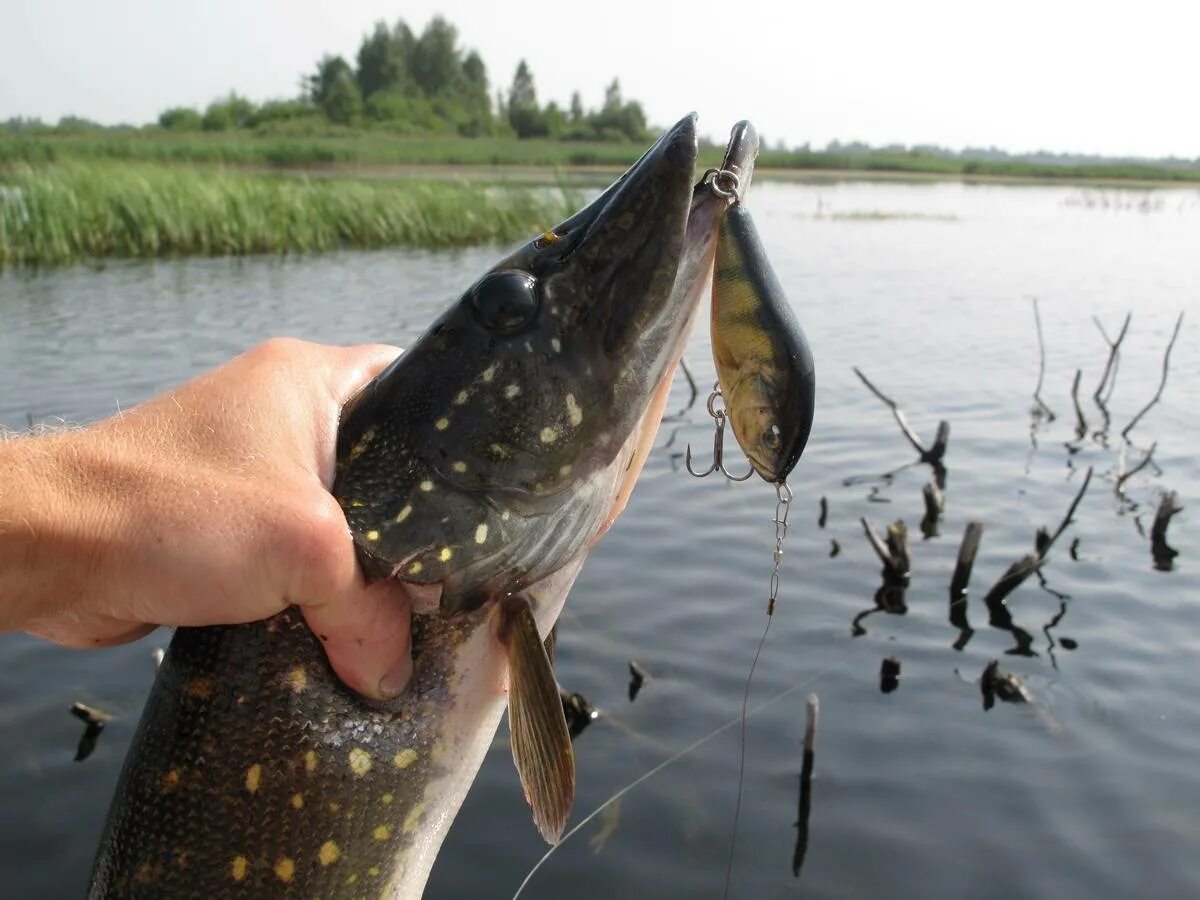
4;132;1200;184
0;162;579;268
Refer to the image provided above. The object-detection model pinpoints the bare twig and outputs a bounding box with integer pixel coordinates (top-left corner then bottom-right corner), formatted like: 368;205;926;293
1092;312;1131;405
1122;311;1184;439
1070;369;1087;440
984;467;1093;608
792;694;819;878
852;367;950;467
1115;442;1157;496
818;496;828;529
1031;298;1056;420
1091;312;1132;437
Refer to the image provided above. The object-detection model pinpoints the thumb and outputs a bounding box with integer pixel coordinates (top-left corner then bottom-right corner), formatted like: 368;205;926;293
301;578;414;701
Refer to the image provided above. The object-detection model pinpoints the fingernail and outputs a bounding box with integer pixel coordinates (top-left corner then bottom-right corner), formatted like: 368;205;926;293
378;657;413;700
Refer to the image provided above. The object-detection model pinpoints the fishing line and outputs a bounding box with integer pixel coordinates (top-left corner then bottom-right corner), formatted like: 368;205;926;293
510;659;841;899
722;481;792;899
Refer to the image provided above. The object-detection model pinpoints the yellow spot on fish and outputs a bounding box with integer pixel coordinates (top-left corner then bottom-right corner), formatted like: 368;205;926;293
565;393;583;426
504;383;521;399
394;748;418;769
245;764;262;794
540;230;559;244
489;443;510;458
420;480;434;492
162;769;181;791
501;510;511;521
439;547;453;562
346;873;359;885
230;856;248;882
348;748;372;777
368;866;381;877
285;667;307;694
435;417;449;431
349;499;364;507
475;524;488;544
403;802;427;834
365;529;380;542
349;428;375;460
304;750;318;774
328;801;341;813
452;461;467;473
540;427;559;444
454;390;469;405
275;857;295;883
408;561;423;575
373;824;392;841
183;677;214;700
559;464;573;477
291;792;304;809
318;841;340;866
481;364;497;382
394;504;412;524
382;792;394;805
551;337;562;353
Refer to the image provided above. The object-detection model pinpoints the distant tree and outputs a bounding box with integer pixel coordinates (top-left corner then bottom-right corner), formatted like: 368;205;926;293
507;60;547;138
602;79;622;112
55;115;103;133
306;55;355;107
322;70;362;125
202;93;256;131
409;16;462;96
247;99;313;127
543;101;567;138
356;21;407;101
159;107;203;131
569;91;584;123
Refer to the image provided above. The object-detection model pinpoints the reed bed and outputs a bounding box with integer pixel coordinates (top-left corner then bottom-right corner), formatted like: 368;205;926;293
0;163;580;267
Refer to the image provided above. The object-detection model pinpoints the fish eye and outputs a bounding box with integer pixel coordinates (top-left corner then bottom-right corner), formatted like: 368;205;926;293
470;270;539;334
762;423;782;450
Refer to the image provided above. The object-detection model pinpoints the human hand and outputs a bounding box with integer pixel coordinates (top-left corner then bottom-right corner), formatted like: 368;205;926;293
0;338;415;700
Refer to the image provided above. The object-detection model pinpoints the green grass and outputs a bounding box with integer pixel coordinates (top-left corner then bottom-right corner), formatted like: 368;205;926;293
0;162;580;268
3;131;1198;184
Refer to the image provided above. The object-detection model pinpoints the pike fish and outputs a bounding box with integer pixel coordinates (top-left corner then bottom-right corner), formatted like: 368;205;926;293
88;114;739;898
710;122;815;484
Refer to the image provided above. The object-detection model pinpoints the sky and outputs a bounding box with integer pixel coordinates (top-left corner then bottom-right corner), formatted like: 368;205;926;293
1;0;1198;159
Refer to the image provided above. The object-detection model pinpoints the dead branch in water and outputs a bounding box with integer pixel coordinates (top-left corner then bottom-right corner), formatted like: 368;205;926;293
948;522;983;651
1091;311;1132;438
1151;490;1182;571
921;481;944;539
1122;311;1185;440
792;694;820;878
1115;441;1158;497
861;517;911;580
1031;298;1057;420
1070;369;1087;440
853;367;950;466
984;467;1093;611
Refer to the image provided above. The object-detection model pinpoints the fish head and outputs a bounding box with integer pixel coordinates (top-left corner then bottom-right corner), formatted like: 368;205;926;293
335;114;724;615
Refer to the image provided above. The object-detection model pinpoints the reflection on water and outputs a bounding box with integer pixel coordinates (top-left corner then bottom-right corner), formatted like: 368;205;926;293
1;178;1198;899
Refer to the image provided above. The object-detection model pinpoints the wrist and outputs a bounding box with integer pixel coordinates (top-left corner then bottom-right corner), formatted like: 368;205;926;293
0;431;126;634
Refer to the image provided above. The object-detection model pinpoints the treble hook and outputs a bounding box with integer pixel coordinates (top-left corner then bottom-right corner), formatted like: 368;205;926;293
685;385;754;481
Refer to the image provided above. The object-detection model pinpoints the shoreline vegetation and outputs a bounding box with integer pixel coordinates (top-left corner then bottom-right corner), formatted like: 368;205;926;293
3;13;1197;267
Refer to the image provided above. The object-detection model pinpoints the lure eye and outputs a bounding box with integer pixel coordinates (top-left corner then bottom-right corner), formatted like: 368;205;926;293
762;423;782;451
470;270;539;334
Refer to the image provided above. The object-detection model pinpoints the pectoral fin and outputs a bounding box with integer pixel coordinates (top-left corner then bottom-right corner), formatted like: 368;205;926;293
499;595;574;843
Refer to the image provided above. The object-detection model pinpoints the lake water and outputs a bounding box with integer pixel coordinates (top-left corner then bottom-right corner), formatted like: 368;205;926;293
1;177;1197;898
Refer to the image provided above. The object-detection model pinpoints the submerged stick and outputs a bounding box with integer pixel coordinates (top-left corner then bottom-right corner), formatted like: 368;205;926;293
1115;442;1158;496
1031;298;1056;420
1070;369;1087;440
1091;312;1132;434
1122;311;1185;439
852;367;949;466
792;694;819;878
921;481;944;538
950;521;984;599
1151;490;1183;570
861;518;910;579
